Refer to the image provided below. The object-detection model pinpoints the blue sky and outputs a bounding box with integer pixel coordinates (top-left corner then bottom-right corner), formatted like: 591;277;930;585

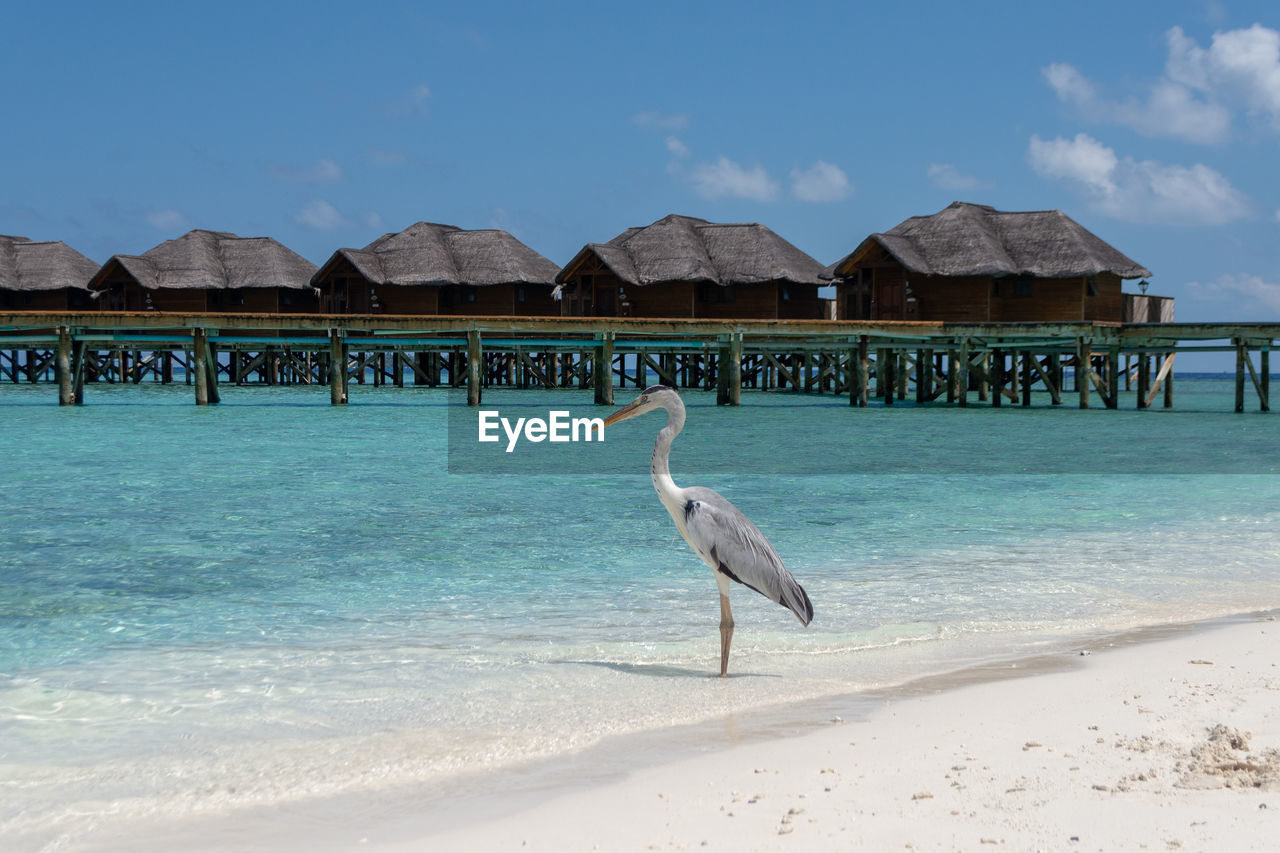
4;1;1279;335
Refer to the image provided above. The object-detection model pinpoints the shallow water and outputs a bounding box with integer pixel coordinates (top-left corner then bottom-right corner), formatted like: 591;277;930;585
1;377;1278;850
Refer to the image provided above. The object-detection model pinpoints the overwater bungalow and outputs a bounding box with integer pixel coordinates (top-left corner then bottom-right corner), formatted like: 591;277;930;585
827;201;1162;322
311;222;560;315
88;230;318;313
556;214;826;319
0;235;98;311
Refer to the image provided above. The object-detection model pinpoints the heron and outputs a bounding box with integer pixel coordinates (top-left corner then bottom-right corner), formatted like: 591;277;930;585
602;385;813;677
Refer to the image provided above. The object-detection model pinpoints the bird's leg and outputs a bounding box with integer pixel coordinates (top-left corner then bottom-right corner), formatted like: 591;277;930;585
718;593;734;678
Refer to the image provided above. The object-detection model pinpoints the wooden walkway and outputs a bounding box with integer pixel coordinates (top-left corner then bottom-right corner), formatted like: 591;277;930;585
0;312;1275;412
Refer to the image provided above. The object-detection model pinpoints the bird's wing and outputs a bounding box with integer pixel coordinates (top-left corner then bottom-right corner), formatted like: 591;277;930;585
681;487;813;626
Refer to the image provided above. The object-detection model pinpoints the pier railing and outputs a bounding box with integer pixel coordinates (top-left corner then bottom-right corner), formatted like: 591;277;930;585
0;312;1274;412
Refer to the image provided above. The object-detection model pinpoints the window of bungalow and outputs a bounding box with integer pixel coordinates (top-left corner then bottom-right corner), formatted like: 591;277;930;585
718;284;736;302
780;285;791;301
1086;276;1098;297
517;286;526;304
993;275;1034;298
463;285;477;303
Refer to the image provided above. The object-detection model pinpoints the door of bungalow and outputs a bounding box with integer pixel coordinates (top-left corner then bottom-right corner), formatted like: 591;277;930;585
594;283;620;317
874;278;904;320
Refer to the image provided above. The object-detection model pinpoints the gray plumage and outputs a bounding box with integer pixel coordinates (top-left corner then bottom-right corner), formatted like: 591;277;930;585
602;385;812;676
682;489;814;625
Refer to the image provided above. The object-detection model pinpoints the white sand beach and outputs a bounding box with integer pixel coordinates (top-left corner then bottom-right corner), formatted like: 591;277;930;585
402;616;1280;853
72;615;1280;853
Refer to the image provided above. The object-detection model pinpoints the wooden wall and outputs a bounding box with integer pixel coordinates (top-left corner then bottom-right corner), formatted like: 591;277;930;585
560;271;820;319
1123;293;1175;323
513;285;559;317
377;284;439;315
839;261;1131;323
0;288;95;311
911;276;990;322
440;284;512;315
1083;273;1123;322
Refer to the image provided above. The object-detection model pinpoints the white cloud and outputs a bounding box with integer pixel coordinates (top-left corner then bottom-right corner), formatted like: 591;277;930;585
1028;133;1118;195
790;161;850;202
1028;133;1249;225
632;111;687;130
1186;273;1280;313
927;162;983;191
146;209;190;231
387;83;432;117
689;157;780;201
1043;61;1230;144
1044;24;1280;143
296;199;347;230
1167;24;1280;130
665;135;689;158
270;158;343;182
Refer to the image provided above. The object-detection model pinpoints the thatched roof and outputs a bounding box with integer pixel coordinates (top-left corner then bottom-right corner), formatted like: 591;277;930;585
0;235;98;292
312;222;559;287
557;214;826;287
828;202;1151;280
89;230;317;291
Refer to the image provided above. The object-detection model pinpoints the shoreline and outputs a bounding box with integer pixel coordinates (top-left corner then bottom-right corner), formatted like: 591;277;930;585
71;609;1280;852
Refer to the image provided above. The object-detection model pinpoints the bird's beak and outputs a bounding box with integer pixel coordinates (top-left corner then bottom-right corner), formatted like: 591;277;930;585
602;397;645;428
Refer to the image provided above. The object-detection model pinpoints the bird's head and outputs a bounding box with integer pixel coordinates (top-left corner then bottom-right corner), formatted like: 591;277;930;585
602;385;681;427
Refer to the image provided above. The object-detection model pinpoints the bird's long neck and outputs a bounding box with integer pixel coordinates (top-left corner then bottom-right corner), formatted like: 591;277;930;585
651;399;685;507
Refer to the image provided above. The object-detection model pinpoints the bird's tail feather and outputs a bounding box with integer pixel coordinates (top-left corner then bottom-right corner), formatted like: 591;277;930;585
779;574;813;626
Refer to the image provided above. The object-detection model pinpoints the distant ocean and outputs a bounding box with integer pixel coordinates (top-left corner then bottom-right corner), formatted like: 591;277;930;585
2;376;1278;850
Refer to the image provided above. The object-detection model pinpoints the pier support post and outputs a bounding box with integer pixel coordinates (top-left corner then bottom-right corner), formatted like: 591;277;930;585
716;340;729;404
329;329;348;405
916;349;931;403
56;327;74;406
955;340;969;408
1105;347;1119;410
1021;350;1032;407
467;329;483;407
855;336;869;407
882;350;894;406
71;340;86;403
991;349;1003;408
717;332;742;406
1136;352;1150;409
193;329;213;405
1235;339;1246;413
593;332;614;406
1077;339;1090;410
1262;348;1271;413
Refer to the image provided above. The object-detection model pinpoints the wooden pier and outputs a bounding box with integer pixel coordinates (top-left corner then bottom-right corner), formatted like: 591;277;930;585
0;312;1275;412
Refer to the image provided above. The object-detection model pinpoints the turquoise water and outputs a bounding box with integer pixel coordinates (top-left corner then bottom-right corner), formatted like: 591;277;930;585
2;377;1279;850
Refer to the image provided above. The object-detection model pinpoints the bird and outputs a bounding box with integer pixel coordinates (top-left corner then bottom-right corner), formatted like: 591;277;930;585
602;385;813;677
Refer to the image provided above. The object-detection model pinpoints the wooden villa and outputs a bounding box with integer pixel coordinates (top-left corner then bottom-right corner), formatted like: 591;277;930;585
88;230;318;313
556;214;826;319
827;202;1160;323
0;235;98;311
311;222;559;316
